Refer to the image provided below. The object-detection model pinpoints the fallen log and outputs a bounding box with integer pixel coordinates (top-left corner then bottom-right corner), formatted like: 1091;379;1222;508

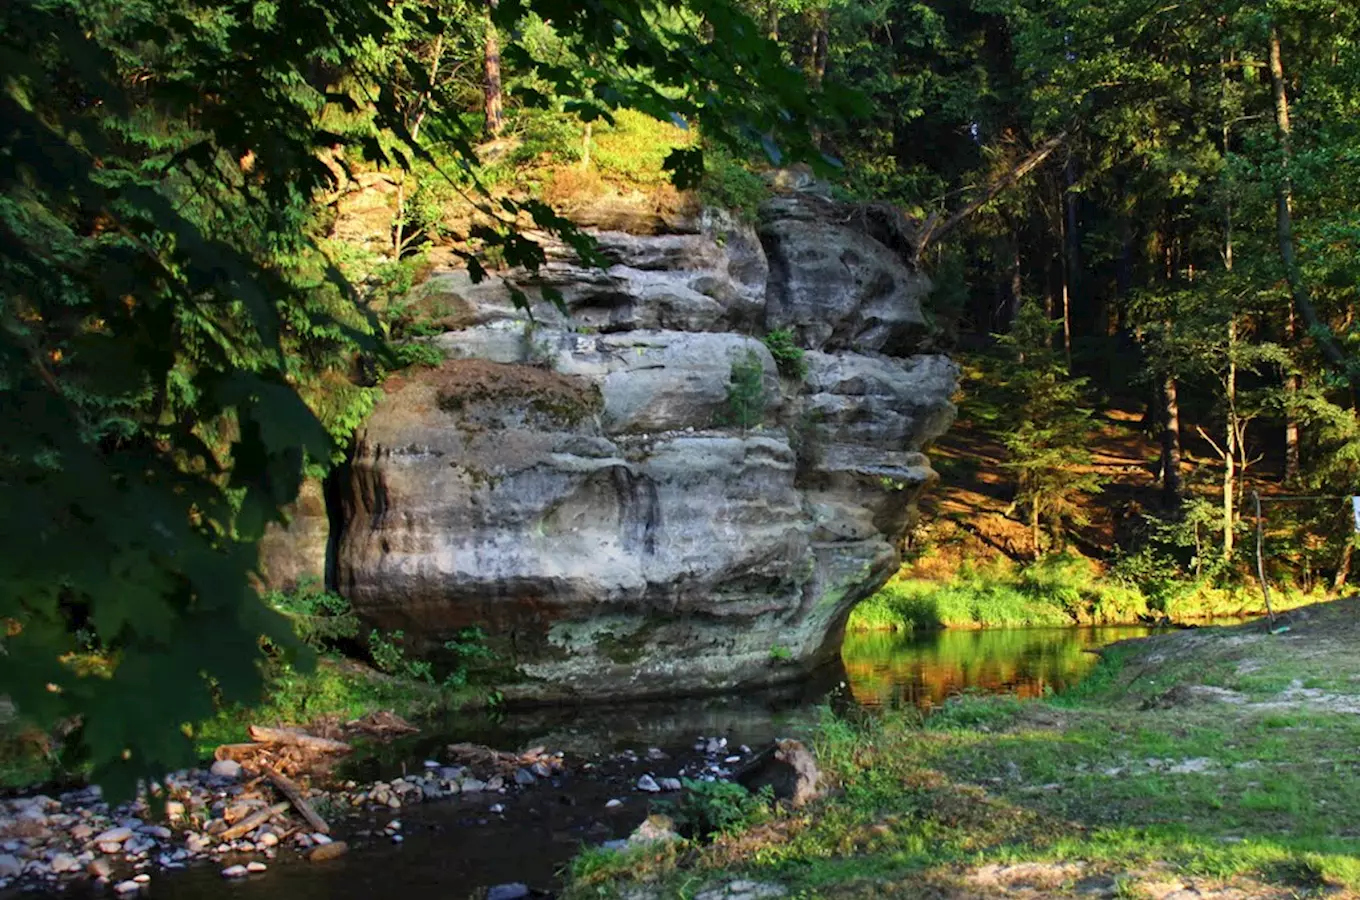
263;766;330;834
247;725;351;753
213;743;259;761
218;802;289;842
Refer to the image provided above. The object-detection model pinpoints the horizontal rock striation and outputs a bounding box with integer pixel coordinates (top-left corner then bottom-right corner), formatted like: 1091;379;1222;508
330;192;958;700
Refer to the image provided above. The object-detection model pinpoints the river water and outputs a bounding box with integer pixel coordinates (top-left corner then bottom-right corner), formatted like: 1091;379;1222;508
114;625;1167;900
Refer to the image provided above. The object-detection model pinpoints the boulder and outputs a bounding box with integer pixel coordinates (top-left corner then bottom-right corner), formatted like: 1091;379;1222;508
335;195;958;700
735;739;822;808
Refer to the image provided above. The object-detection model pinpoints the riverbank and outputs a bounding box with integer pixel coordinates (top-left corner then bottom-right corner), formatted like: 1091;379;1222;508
566;596;1360;898
847;555;1326;633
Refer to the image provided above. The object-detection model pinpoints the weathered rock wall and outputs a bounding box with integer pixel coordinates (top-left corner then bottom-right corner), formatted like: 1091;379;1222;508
305;192;956;700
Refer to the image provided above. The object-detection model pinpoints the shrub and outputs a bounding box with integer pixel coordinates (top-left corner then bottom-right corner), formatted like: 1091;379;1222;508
762;328;806;380
263;577;359;650
662;779;770;840
722;349;767;432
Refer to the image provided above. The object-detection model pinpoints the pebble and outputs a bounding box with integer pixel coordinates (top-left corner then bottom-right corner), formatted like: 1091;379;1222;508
246;861;267;873
312;833;333;845
87;858;112;878
209;760;242;779
530;761;553;778
94;827;133;844
485;775;505;791
133;874;151;884
221;865;247;878
0;855;21;878
605;799;624;809
49;853;78;874
461;778;486;793
659;778;683;792
113;880;141;894
391;834;404;844
486;884;530;900
489;804;505;814
513;768;537;786
307;841;349;863
637;775;661;793
257;832;279;848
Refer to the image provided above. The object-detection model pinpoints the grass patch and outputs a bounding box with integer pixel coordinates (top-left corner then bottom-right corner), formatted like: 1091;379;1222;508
565;602;1360;898
848;553;1324;633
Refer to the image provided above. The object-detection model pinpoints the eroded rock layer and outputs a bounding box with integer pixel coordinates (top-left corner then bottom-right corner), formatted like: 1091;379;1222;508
330;192;958;699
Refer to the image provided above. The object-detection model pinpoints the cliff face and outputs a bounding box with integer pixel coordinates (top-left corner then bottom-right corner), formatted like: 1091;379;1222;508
272;191;958;700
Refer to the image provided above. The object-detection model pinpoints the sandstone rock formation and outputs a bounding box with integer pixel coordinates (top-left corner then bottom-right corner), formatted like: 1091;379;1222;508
328;191;957;700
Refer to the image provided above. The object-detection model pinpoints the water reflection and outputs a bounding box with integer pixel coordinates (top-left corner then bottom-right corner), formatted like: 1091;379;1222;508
840;626;1158;711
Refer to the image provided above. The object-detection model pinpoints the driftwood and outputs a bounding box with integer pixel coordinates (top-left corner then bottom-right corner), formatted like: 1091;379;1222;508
263;766;330;834
213;743;259;761
247;725;351;754
218;802;289;842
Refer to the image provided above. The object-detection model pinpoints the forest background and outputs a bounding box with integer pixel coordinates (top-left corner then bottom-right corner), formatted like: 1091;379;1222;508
4;0;1360;788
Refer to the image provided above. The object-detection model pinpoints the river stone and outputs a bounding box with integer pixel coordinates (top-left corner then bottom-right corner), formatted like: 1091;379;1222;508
221;865;247;878
628;814;680;846
333;193;957;700
94;826;133;844
307;841;349;863
0;855;21;878
485;884;530;900
736;740;822;808
694;881;786;900
209;760;242;779
513;768;536;786
636;775;661;793
49;853;78;874
114;880;141;894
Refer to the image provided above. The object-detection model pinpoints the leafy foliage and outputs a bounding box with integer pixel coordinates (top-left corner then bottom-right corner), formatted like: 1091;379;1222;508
722;349;768;432
761;328;807;380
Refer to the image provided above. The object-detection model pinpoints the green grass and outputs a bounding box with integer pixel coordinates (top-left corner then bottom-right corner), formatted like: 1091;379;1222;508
848;554;1324;633
192;655;488;757
565;604;1360;899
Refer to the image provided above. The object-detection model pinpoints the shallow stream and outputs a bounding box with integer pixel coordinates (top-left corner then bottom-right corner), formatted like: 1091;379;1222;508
81;625;1180;899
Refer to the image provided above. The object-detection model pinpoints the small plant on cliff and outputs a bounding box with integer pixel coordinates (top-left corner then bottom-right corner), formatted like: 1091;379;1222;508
367;630;434;684
762;328;807;380
723;349;768;434
441;628;496;689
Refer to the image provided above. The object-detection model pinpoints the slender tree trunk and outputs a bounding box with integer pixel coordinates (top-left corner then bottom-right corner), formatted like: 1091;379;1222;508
483;0;504;137
581;122;592;169
1032;501;1042;561
1334;542;1353;594
1284;310;1302;483
810;10;829;90
1161;373;1183;509
1269;26;1356;397
1224;318;1238;559
766;0;780;40
394;35;442;258
1062;158;1078;366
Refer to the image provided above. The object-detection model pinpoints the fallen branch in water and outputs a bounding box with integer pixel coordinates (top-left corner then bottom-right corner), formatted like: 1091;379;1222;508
263;766;330;834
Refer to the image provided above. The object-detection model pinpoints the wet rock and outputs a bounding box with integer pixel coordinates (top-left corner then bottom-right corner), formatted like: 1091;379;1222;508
628;814;680;846
513;768;537;787
658;778;683;792
0;855;21;878
247;861;267;873
530;761;554;778
735;739;822;807
134;874;151;884
49;853;78;874
485;775;505;791
88;858;112;878
257;831;279;849
636;775;661;793
221;865;248;878
209;760;242;779
461;778;487;794
605;799;623;809
308;841;349;863
694;880;785;900
113;880;142;894
485;883;530;900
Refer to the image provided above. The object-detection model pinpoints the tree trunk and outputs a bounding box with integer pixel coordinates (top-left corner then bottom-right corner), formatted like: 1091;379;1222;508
1062;157;1078;366
1032;501;1042;560
1334;541;1353;594
766;0;779;40
1284;309;1301;484
1224;317;1238;560
810;10;829;90
1161;373;1183;509
1269;26;1356;392
483;1;504;137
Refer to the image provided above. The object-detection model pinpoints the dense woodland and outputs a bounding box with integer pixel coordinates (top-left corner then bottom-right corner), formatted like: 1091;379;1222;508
3;0;1360;785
